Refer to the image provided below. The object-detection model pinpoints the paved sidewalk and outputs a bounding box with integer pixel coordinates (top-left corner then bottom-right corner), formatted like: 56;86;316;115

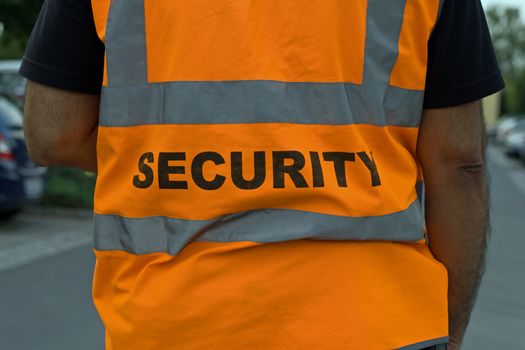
0;209;92;271
462;146;525;349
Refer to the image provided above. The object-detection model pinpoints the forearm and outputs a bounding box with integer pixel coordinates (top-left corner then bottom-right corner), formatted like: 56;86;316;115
417;101;490;348
23;81;100;173
424;160;489;345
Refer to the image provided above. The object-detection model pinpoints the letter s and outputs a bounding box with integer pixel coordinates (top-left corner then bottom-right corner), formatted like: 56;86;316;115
133;152;154;189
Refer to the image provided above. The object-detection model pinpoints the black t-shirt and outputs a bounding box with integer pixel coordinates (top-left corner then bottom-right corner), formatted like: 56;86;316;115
20;0;504;108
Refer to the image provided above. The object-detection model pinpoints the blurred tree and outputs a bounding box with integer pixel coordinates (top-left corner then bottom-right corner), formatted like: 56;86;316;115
0;0;43;59
486;7;525;78
514;68;525;113
486;6;525;114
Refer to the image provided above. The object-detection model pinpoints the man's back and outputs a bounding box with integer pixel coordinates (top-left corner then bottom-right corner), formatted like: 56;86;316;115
21;0;504;349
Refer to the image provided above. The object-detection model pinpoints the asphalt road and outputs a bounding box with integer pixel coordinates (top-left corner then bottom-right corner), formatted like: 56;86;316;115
0;144;524;350
0;211;103;350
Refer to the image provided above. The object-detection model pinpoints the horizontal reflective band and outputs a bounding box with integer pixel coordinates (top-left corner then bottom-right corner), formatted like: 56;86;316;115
95;123;419;220
99;82;424;127
94;199;423;255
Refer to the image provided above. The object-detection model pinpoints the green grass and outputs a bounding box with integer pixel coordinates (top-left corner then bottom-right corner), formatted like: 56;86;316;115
39;166;96;209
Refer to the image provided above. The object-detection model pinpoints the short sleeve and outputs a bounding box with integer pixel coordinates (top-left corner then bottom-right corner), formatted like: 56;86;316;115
19;0;105;94
423;0;505;109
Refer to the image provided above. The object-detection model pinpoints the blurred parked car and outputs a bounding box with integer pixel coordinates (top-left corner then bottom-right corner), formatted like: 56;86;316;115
0;96;45;218
495;115;522;144
0;60;25;110
518;141;525;165
504;120;525;158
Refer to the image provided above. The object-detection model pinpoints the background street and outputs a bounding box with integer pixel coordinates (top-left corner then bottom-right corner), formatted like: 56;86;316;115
0;144;524;350
463;145;525;349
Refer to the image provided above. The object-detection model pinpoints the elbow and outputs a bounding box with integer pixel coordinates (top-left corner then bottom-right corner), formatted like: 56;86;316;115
425;156;487;188
442;149;486;178
419;146;487;183
454;161;486;182
24;131;68;167
26;142;57;168
418;100;488;184
28;149;56;167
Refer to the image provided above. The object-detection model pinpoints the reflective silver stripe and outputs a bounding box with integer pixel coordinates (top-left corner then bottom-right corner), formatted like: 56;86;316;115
101;0;423;128
99;82;423;127
104;0;411;88
94;199;423;255
99;1;428;252
396;337;449;350
363;0;407;85
416;180;425;205
105;0;147;86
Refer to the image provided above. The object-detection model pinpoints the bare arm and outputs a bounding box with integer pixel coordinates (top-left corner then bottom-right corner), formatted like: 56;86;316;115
418;101;489;348
23;81;99;172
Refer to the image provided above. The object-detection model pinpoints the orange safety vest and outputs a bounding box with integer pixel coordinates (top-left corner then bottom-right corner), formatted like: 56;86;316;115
91;1;448;349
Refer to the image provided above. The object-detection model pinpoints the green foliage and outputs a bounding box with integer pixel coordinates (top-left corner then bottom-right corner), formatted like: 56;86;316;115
486;7;525;78
502;73;525;115
516;69;525;113
0;0;43;59
486;6;525;115
40;166;96;209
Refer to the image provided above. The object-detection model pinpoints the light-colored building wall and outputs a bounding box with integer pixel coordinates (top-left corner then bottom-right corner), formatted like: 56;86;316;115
483;91;502;127
483;92;502;128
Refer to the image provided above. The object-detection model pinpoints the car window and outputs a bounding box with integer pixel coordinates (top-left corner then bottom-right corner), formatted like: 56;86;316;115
0;72;26;93
0;98;23;129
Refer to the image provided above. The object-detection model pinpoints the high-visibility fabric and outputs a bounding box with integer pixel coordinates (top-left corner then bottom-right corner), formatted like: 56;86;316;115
96;124;418;219
91;0;448;349
94;241;448;350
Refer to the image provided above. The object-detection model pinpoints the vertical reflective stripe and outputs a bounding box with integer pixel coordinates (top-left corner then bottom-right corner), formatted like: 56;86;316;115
416;180;428;244
363;0;407;85
416;180;425;206
105;0;147;86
